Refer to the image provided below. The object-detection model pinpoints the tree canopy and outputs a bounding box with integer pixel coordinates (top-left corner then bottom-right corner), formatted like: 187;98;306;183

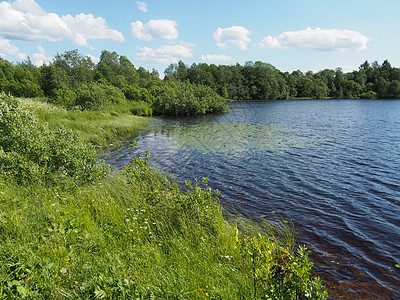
1;51;399;117
165;59;400;100
0;50;227;116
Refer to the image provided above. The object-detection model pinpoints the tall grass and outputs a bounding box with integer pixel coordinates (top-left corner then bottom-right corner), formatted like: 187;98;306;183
17;97;150;145
0;95;327;299
0;159;326;299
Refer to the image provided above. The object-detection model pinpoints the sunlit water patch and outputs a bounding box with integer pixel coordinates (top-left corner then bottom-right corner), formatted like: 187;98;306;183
158;122;325;156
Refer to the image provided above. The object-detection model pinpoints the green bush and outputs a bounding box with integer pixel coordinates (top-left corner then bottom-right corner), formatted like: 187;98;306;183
359;90;378;99
129;101;153;116
149;79;228;116
123;84;151;102
0;94;108;184
53;85;77;108
75;82;126;110
235;232;327;299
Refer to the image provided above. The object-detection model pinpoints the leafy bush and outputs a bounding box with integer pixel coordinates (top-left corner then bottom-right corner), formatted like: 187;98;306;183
129;101;153;116
0;94;108;184
235;231;327;299
75;82;126;110
359;90;378;99
149;79;228;116
53;85;77;108
123;84;151;102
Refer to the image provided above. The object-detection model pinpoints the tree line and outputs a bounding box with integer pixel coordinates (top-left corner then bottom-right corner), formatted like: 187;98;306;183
0;50;227;116
165;60;400;100
2;50;399;114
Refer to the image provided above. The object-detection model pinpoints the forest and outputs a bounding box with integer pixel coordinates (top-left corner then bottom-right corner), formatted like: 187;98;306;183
165;60;400;100
0;50;227;116
1;49;399;119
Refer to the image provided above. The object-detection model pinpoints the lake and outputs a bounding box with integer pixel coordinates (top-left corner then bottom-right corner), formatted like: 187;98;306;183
104;100;400;299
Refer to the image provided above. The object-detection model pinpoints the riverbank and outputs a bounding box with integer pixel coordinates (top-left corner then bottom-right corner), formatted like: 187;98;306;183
17;97;151;146
0;96;327;299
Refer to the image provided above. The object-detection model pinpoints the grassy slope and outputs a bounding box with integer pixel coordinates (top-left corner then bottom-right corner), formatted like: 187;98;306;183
0;98;327;299
18;98;150;145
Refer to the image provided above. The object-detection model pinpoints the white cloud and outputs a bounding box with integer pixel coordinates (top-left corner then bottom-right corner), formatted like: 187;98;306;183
200;54;232;63
131;19;178;41
0;38;26;59
0;0;124;47
62;13;124;47
259;27;369;52
213;26;251;50
136;42;194;64
136;1;148;13
86;54;100;64
31;45;53;66
10;0;45;15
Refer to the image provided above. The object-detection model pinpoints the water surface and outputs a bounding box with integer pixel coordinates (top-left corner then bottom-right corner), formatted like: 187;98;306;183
105;100;400;299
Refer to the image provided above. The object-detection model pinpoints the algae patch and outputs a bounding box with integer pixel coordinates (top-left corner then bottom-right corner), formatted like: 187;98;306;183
158;122;325;156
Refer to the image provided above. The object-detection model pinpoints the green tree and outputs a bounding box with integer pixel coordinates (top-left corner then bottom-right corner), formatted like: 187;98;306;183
313;79;328;99
298;78;314;98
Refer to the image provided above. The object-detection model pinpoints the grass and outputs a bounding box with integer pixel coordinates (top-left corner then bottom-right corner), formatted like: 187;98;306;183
0;163;326;299
17;97;150;146
0;96;327;299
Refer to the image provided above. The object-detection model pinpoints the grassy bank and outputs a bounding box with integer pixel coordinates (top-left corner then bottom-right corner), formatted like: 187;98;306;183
0;95;327;299
17;97;150;146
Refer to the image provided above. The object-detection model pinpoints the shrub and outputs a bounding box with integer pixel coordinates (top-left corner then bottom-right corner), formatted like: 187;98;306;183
53;85;77;108
149;79;228;116
129;101;153;116
0;94;108;184
359;91;378;99
75;82;126;110
123;84;151;102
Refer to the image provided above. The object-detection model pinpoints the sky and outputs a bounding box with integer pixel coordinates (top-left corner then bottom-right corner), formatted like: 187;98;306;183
0;0;399;75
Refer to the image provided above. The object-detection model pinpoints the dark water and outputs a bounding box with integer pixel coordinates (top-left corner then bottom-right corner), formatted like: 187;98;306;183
104;100;400;299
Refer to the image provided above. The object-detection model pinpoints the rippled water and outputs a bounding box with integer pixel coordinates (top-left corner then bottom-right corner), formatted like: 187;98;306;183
104;100;400;299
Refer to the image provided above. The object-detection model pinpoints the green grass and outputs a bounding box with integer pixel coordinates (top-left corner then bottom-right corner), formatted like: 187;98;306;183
0;96;327;299
0;160;326;299
17;97;150;146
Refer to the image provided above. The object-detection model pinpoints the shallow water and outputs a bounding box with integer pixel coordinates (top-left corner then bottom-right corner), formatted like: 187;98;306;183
104;100;400;299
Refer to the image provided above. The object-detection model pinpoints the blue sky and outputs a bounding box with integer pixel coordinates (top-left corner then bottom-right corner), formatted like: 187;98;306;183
0;0;399;75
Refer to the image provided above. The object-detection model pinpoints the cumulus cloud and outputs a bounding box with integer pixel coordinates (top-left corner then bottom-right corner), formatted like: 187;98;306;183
131;19;178;41
0;0;124;47
213;26;251;50
0;39;26;59
62;13;124;47
31;45;53;66
10;0;45;15
136;42;194;64
86;54;100;64
136;1;148;13
259;27;369;52
200;54;232;63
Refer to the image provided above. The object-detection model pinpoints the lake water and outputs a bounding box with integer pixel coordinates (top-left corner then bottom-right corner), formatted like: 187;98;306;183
104;100;400;299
